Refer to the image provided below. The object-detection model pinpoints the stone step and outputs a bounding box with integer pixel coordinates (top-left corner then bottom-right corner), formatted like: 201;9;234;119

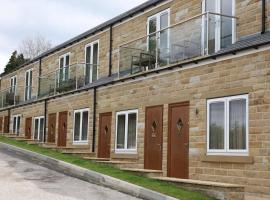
95;160;138;168
83;157;110;161
153;177;245;200
40;143;57;149
15;138;36;142
120;168;163;178
27;141;42;145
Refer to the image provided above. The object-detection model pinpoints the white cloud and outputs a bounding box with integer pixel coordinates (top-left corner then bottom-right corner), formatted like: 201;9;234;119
0;0;147;73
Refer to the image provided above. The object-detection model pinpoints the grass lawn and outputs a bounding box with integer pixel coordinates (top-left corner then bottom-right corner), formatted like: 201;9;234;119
0;136;215;200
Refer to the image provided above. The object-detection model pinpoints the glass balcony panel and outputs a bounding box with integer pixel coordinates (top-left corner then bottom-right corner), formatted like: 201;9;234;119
119;12;236;78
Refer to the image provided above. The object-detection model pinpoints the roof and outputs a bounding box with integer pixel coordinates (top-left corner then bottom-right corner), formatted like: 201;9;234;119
215;31;270;55
1;0;166;77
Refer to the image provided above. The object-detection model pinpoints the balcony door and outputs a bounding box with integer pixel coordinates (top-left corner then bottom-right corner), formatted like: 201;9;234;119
59;53;70;83
147;9;170;68
10;75;17;94
202;0;235;54
25;69;33;101
85;41;99;85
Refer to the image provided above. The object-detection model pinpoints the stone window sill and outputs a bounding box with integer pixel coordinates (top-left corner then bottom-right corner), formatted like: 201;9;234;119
201;155;254;164
111;153;139;160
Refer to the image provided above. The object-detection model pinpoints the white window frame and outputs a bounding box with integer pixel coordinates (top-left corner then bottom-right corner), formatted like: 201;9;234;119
24;68;33;101
207;94;249;156
33;116;45;141
84;40;99;84
10;75;17;94
202;0;236;53
73;108;89;145
59;53;71;82
12;114;21;135
115;109;138;154
147;9;170;68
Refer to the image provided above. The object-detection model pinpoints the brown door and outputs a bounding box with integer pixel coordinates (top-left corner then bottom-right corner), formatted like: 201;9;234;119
168;102;189;179
0;117;3;133
57;111;68;147
144;105;163;170
98;113;112;158
47;113;56;143
4;116;9;133
25;117;32;139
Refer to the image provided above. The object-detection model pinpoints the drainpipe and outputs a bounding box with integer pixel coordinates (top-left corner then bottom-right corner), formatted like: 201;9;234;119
38;58;42;97
108;25;113;77
262;0;266;34
43;99;47;143
92;87;97;152
7;108;10;133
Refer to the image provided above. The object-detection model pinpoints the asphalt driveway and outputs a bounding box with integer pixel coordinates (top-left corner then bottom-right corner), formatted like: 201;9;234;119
0;148;141;200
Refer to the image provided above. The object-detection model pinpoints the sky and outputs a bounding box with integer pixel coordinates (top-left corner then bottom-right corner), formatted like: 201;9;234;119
0;0;147;73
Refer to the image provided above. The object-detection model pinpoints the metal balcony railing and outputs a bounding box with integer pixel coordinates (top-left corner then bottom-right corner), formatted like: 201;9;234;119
118;12;237;77
0;85;36;109
38;63;99;98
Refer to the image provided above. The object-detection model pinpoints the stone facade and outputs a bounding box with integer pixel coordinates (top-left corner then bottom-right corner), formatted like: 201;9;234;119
0;0;269;197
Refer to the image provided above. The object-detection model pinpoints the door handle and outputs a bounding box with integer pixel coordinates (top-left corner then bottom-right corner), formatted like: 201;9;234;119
157;144;162;151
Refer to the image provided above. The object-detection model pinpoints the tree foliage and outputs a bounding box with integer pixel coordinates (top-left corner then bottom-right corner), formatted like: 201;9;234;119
4;51;29;73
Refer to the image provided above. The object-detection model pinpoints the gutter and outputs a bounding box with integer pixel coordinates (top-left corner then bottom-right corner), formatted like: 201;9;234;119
38;58;42;97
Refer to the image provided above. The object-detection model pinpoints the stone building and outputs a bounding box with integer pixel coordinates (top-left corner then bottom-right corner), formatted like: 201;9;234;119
0;0;270;197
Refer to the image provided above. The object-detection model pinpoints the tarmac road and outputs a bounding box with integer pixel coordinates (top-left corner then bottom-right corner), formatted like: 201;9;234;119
0;148;141;200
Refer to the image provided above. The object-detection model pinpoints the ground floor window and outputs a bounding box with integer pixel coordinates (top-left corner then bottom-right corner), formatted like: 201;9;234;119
115;109;138;153
12;115;21;135
73;108;89;144
207;94;248;155
34;116;44;142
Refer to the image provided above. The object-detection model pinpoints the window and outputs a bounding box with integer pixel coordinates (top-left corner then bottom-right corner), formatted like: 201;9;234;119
115;109;138;153
202;0;235;53
25;69;33;101
147;9;170;68
73;108;89;144
12;115;21;135
59;53;70;82
207;95;248;155
85;41;99;84
33;116;44;142
10;75;17;94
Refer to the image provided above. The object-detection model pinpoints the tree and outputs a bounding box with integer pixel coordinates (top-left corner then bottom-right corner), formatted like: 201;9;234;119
4;51;29;73
19;35;52;59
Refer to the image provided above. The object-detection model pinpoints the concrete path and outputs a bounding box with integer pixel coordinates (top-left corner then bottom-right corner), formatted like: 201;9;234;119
0;148;141;200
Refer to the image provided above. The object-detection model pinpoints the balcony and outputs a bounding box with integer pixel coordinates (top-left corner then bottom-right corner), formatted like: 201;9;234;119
38;63;99;98
118;12;236;77
0;86;36;109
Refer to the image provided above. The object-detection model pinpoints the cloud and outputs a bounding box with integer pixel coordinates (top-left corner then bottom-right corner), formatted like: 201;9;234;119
0;0;147;73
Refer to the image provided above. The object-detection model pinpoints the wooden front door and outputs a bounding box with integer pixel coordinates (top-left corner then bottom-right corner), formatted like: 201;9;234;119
48;113;56;143
98;113;112;158
144;105;163;170
0;117;3;133
25;117;32;139
168;102;189;179
4;116;9;133
57;111;68;147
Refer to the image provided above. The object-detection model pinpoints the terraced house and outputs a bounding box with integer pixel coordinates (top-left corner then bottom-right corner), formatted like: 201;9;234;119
0;0;270;198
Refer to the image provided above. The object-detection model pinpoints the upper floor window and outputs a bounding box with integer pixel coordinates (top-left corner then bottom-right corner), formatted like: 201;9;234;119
85;41;99;84
202;0;235;53
25;69;33;101
115;109;138;153
73;108;89;144
207;94;248;155
147;9;170;68
10;75;17;94
59;53;70;82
